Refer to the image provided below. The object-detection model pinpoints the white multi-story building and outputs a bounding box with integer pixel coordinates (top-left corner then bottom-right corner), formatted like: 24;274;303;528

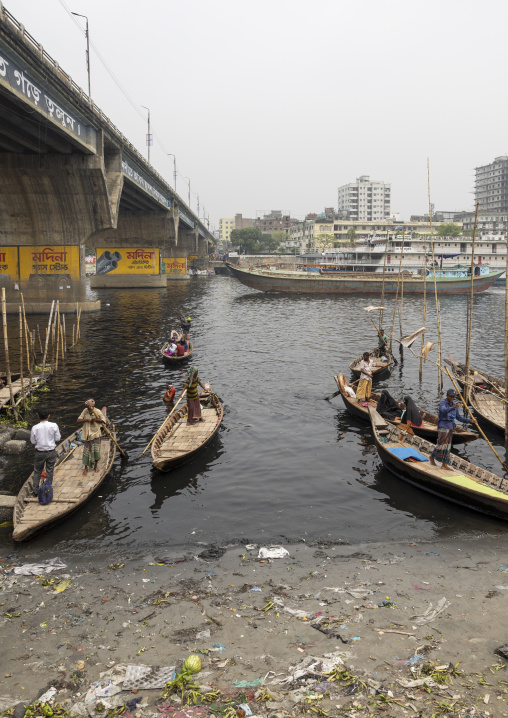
337;175;391;221
475;156;508;214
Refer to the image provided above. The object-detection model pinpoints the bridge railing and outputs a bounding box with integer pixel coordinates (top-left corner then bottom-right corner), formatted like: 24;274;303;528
0;1;213;239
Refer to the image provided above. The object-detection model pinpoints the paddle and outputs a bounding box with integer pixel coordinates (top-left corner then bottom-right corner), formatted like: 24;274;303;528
325;378;360;401
55;442;79;468
92;408;129;459
445;367;508;473
140;388;187;458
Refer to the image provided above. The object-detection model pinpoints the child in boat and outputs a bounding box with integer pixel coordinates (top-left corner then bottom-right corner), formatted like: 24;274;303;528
163;383;176;403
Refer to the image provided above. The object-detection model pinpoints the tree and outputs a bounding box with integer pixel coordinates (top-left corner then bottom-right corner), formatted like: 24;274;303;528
263;230;286;253
313;233;335;251
230;226;265;254
346;227;357;241
437;223;461;238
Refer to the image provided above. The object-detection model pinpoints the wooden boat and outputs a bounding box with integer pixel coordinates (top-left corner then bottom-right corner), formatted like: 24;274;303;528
161;341;194;362
470;389;505;433
152;392;223;472
12;410;117;541
335;374;477;444
368;405;508;520
447;355;504;392
225;262;504;295
349;347;392;378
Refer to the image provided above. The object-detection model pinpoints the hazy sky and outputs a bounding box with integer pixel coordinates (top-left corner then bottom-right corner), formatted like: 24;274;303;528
5;0;508;229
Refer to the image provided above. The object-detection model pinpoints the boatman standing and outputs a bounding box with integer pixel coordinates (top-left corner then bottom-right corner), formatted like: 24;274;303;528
30;407;61;496
356;352;374;403
77;399;106;475
429;388;477;470
180;316;192;340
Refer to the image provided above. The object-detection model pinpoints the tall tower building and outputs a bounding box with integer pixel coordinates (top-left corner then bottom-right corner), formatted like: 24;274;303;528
475;156;508;213
337;175;391;221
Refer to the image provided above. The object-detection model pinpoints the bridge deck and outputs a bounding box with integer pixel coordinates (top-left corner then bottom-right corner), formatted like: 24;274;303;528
0;375;46;409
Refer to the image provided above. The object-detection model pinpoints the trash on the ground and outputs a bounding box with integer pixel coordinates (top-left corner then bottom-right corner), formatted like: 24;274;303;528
412;596;450;625
238;703;252;716
496;585;508;590
54;579;71;592
245;544;257;551
232;678;265;688
251;587;262;591
412;584;431;590
198;546;226;561
494;644;508;660
84;681;123;711
37;687;57;704
123;664;176;690
398;677;439;689
258;546;289;559
13;557;67;575
496;566;508;572
212;642;226;653
310;622;349;643
196;629;210;640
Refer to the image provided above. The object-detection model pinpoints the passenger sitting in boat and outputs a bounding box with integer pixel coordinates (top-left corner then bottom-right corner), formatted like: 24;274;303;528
357;352;374;403
403;395;423;427
429;388;476;471
164;342;177;357
176;341;186;357
182;338;188;351
376;390;400;421
163;383;176;403
170;330;180;343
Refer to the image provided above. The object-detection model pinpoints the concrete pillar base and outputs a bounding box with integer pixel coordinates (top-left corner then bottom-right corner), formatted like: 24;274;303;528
4;300;100;314
90;275;167;288
166;274;190;282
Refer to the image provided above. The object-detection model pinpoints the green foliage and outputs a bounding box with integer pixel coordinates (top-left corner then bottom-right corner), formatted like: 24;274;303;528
346;227;357;240
437;223;461;238
230;227;285;254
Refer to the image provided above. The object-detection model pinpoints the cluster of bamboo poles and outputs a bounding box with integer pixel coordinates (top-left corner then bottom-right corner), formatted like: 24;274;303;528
1;289;83;421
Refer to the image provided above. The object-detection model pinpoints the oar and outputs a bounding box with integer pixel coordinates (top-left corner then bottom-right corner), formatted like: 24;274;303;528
92;408;129;458
55;443;79;468
325;378;360;401
140;388;187;457
445;366;508;473
370;317;398;366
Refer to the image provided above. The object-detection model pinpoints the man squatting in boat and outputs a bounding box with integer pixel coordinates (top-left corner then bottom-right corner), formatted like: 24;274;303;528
77;399;106;475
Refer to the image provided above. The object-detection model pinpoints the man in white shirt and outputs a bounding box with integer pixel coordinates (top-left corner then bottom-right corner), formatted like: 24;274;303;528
357;352;374;402
30;407;61;496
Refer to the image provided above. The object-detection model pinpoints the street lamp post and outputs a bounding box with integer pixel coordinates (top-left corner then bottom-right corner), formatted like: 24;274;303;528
71;12;91;99
167;154;176;191
141;105;151;164
182;176;190;207
197;195;199;217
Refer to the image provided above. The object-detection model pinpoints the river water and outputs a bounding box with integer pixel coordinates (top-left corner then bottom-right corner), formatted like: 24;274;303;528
1;276;508;556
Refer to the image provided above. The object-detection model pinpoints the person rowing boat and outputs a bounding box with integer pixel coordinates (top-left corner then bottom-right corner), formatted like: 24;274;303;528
429;388;477;471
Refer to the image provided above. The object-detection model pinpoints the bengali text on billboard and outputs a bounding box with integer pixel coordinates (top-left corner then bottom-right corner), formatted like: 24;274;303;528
96;248;159;275
163;257;187;275
19;245;80;287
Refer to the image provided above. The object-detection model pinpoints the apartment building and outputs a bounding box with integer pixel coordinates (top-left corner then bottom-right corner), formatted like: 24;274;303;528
337;175;391;221
475;156;508;214
255;210;295;234
218;217;235;247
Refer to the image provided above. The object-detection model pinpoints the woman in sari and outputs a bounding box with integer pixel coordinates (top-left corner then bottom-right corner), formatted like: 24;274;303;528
185;365;206;425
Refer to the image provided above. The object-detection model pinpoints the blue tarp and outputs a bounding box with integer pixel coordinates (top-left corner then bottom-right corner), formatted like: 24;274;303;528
387;447;429;462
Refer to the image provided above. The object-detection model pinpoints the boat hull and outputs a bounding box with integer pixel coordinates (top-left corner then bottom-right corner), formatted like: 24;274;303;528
226;263;503;294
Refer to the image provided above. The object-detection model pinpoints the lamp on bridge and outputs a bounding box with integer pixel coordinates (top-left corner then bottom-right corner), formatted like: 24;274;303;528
71;12;91;99
167;154;177;191
182;176;191;207
141;105;152;165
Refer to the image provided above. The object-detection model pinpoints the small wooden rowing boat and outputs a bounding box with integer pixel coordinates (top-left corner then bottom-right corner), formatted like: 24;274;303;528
161;341;194;362
349;347;392;379
368;405;508;519
447;355;504;392
335;374;477;444
470;389;505;433
151;392;223;472
12;410;117;541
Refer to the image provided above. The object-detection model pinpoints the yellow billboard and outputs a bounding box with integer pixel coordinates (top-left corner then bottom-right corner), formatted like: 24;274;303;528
96;248;159;275
0;247;19;279
163;257;187;275
19;246;80;289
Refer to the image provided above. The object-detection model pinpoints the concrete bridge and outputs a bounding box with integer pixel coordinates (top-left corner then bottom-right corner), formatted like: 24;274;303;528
0;3;214;299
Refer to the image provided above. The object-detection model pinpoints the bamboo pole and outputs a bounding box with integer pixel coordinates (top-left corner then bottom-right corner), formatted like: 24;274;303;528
505;208;508;441
399;255;405;360
62;314;67;354
389;229;405;353
55;306;60;372
72;324;75;348
18;307;26;412
419;233;428;380
379;233;389;330
37;325;43;355
465;203;479;403
427;159;443;392
60;314;64;360
20;293;32;392
41;300;55;377
2;288;17;421
76;303;81;340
